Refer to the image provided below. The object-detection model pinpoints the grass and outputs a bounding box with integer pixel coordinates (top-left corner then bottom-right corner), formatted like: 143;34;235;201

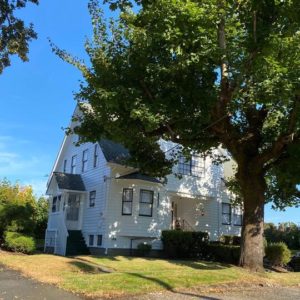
0;251;299;298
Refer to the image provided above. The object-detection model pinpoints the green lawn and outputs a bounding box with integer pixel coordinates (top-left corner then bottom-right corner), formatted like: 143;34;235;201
0;251;299;298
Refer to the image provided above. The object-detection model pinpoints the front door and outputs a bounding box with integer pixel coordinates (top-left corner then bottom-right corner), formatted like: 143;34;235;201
66;193;81;230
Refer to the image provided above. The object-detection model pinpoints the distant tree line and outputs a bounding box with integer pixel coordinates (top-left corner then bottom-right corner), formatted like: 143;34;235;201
264;222;300;250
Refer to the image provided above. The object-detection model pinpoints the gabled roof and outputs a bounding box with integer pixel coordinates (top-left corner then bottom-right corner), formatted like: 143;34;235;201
116;172;161;184
99;139;130;164
53;172;86;191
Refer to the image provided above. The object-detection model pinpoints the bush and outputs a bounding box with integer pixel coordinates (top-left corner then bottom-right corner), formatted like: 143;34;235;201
265;242;291;266
4;231;36;254
137;243;152;256
206;243;240;264
219;235;241;245
289;256;300;272
161;230;209;259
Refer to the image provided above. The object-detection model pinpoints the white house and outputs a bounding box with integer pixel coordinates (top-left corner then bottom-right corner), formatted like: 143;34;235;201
44;106;242;256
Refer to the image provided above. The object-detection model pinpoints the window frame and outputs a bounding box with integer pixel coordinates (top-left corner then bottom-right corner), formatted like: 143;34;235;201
82;149;89;173
122;188;133;216
178;154;204;177
233;207;243;226
63;159;67;173
71;155;77;174
89;190;96;208
93;144;99;168
139;189;154;217
222;203;231;225
51;195;61;213
88;235;94;246
97;235;102;247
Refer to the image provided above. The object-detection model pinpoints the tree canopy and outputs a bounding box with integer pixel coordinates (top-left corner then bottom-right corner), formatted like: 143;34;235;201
0;0;38;73
0;179;48;240
54;0;300;270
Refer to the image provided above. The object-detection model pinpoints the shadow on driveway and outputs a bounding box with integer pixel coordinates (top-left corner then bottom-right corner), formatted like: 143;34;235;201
0;264;84;300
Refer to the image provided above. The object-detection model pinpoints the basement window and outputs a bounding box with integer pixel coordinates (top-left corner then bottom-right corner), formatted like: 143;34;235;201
89;235;94;246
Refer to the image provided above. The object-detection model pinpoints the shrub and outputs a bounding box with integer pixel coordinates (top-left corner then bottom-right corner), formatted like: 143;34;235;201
219;235;241;245
206;244;240;264
161;230;209;259
289;256;300;272
265;242;291;266
137;243;152;256
4;231;36;254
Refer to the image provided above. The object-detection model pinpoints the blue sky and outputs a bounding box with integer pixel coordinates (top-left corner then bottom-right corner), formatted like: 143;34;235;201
0;0;298;225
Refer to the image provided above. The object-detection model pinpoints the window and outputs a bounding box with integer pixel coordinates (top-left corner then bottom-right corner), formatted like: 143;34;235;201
222;203;231;225
63;159;67;173
97;235;102;246
89;191;96;207
89;235;94;246
139;190;154;217
82;149;88;172
233;207;243;226
71;155;77;174
122;188;133;215
178;154;204;177
51;195;61;213
94;144;99;168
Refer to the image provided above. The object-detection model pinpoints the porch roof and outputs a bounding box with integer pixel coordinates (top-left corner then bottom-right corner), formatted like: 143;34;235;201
53;172;86;191
116;172;161;184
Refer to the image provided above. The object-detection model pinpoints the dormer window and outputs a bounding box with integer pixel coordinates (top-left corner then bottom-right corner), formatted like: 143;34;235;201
178;154;204;177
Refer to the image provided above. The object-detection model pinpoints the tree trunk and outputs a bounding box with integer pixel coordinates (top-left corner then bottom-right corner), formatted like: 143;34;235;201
238;170;266;271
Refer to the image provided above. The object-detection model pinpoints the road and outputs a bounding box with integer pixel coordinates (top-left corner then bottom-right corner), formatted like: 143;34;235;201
0;265;83;300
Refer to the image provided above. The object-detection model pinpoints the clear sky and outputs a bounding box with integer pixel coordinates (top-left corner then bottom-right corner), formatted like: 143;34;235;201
0;0;298;225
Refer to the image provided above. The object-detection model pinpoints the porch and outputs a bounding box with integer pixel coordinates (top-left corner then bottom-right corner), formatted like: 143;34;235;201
45;172;88;256
169;193;209;232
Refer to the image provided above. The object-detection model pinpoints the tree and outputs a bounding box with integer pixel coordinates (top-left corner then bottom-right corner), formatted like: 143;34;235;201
0;0;38;73
54;0;300;271
0;179;48;240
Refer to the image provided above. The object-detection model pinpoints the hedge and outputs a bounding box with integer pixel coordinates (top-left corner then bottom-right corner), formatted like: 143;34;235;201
206;243;240;264
161;230;209;259
4;231;36;254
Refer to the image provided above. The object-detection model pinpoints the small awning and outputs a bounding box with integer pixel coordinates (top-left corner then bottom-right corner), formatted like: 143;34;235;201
116;172;161;184
53;172;86;191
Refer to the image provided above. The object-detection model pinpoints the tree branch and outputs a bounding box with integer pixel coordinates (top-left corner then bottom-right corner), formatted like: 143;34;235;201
257;95;300;167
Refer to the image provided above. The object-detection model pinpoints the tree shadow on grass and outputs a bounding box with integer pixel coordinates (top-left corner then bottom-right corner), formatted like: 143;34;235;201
126;273;222;300
68;261;107;274
169;260;231;270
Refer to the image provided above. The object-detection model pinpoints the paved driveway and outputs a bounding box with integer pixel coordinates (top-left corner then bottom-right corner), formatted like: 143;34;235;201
0;265;83;300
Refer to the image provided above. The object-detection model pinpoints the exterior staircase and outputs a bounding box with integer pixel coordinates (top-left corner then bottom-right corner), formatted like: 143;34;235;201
66;230;90;256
